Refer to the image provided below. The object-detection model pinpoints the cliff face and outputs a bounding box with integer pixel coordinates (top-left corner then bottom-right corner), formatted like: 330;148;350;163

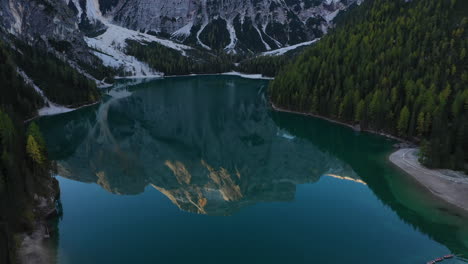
70;0;360;52
0;0;101;65
0;0;361;78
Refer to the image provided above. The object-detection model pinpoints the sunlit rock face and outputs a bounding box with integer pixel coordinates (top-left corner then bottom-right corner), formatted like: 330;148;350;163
41;76;359;215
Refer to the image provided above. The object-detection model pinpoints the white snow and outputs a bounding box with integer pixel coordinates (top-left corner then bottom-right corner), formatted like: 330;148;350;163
8;1;23;35
160;72;273;80
17;69;75;116
261;39;320;56
86;0;102;21
254;26;271;51
85;27;163;78
171;21;193;38
224;21;238;53
221;71;273;80
325;9;340;22
85;0;191;78
196;23;211;50
71;0;83;22
277;131;295;140
196;0;212;50
38;103;78;116
262;23;282;48
82;0;191;77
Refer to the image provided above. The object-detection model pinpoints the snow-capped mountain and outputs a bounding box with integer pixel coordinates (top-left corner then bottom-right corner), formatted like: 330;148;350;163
0;0;360;79
71;0;360;53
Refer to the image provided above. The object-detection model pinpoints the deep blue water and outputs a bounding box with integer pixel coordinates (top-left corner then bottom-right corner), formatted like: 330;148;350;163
38;76;468;264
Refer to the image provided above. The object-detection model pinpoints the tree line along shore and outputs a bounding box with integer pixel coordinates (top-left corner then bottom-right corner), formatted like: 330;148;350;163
269;0;468;173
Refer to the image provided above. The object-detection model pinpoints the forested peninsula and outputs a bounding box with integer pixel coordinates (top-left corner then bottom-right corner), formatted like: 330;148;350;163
269;0;468;172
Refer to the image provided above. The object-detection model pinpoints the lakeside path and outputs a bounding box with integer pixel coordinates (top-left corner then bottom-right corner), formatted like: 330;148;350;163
390;148;468;212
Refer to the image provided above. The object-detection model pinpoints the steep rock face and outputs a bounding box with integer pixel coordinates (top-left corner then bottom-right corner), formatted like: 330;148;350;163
0;0;99;65
75;0;359;52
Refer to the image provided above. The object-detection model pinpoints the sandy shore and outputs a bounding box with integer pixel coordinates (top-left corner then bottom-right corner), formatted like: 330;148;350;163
389;148;468;212
270;102;468;213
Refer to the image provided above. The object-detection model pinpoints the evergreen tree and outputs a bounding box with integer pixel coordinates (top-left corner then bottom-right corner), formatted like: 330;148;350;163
26;135;44;166
269;0;468;171
398;106;410;136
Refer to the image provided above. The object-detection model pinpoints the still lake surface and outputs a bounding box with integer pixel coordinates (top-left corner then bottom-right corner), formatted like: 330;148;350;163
38;76;468;264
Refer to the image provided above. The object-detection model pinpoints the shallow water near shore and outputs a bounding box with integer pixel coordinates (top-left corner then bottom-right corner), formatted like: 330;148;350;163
38;76;468;264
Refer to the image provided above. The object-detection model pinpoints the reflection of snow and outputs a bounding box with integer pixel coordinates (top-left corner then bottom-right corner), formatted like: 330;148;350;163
51;76;363;215
93;86;133;146
277;130;295;140
107;88;132;99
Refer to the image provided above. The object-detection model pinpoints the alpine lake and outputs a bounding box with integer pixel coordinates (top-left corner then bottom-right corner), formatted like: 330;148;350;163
37;75;468;264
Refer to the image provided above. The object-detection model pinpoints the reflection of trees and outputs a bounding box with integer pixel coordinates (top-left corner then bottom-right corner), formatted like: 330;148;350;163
40;77;359;216
271;111;468;256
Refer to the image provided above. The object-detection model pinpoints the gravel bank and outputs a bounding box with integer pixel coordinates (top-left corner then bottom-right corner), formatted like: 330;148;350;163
389;148;468;212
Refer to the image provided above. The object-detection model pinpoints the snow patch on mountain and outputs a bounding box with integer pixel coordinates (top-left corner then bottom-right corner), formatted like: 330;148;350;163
86;24;167;77
254;26;271;51
171;21;193;38
261;39;320;56
324;9;341;22
86;0;103;21
262;24;282;48
7;1;23;35
221;71;273;80
79;0;192;76
17;69;75;116
224;22;238;53
196;0;211;50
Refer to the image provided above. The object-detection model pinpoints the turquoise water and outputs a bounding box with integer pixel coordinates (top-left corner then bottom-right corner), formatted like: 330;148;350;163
38;76;468;264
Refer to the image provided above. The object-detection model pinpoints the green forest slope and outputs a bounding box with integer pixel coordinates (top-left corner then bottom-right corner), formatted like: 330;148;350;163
270;0;468;171
0;37;100;262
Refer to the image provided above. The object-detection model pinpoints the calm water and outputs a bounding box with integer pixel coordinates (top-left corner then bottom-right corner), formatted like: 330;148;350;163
38;76;468;264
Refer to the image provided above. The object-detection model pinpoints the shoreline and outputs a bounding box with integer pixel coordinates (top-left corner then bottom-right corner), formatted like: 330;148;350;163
24;100;101;123
389;149;468;213
270;101;468;214
270;102;410;144
116;71;274;81
18;177;60;264
24;73;271;123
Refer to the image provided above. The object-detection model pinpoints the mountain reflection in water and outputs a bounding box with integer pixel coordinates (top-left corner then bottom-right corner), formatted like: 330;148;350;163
41;76;359;216
38;76;468;260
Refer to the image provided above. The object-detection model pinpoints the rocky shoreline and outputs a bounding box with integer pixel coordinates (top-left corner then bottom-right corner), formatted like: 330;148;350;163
17;178;60;264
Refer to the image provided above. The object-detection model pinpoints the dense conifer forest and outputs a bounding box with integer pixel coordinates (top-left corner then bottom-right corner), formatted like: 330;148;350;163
125;40;235;75
13;41;100;107
0;38;99;262
0;116;56;263
237;53;297;77
0;43;45;119
270;0;468;171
